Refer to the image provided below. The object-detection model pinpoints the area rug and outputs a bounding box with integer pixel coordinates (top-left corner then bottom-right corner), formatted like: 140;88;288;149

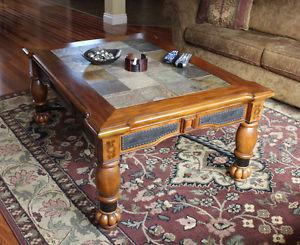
0;91;300;245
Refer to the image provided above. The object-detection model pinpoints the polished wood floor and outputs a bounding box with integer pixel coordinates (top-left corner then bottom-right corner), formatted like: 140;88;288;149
0;0;171;243
0;213;18;245
0;0;171;96
49;0;171;26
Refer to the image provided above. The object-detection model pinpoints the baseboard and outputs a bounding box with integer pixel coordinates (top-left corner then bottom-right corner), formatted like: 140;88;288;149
103;13;127;25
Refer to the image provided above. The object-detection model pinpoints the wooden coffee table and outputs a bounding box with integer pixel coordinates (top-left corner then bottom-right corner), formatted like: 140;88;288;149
23;34;274;229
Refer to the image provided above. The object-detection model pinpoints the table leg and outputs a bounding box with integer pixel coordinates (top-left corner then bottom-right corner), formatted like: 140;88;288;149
229;121;258;181
30;72;49;125
95;139;121;229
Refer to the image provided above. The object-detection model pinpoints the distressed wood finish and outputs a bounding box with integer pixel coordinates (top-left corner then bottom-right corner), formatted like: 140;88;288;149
23;35;274;229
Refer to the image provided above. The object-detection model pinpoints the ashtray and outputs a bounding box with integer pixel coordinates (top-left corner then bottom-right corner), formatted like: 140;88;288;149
83;48;122;65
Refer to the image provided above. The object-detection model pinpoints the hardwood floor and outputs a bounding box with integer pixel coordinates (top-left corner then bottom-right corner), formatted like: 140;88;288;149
0;213;18;245
0;0;171;243
48;0;171;26
0;0;171;96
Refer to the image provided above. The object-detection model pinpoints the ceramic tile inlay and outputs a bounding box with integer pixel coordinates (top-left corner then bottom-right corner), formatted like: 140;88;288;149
52;39;230;108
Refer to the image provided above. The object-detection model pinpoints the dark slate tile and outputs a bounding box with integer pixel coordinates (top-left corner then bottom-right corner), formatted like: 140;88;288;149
90;80;130;96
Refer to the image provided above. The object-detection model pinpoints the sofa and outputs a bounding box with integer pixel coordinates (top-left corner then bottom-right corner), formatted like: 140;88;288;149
166;0;300;108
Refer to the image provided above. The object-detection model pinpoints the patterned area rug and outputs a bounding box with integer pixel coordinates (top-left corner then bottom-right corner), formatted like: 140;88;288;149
0;91;300;245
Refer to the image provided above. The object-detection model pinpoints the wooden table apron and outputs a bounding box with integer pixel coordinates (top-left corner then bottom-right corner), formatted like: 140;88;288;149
24;35;274;230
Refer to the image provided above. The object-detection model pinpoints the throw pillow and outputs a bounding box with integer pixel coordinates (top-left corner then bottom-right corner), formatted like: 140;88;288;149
197;0;253;30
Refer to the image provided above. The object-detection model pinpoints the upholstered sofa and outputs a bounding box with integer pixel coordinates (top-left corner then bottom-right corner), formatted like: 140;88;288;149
166;0;300;108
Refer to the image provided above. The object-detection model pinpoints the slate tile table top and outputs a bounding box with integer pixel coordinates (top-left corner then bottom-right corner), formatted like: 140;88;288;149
24;34;274;230
52;39;229;109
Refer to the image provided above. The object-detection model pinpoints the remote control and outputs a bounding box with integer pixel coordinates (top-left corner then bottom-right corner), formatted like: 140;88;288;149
174;53;192;68
163;50;179;64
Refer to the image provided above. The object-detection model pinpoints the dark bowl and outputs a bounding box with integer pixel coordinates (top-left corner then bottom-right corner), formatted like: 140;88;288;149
83;48;122;65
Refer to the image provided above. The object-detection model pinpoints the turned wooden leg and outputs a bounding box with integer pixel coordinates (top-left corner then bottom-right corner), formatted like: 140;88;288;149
96;160;121;229
229;122;259;181
95;137;121;229
30;75;49;125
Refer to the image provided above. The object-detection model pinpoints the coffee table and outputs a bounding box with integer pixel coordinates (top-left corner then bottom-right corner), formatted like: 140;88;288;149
23;34;274;229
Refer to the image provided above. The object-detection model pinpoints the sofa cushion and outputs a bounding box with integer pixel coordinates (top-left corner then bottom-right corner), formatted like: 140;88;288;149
184;23;281;66
249;0;300;42
197;0;253;30
262;40;300;82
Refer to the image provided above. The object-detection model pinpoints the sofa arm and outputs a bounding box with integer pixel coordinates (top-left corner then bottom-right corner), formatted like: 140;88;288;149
165;0;200;49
